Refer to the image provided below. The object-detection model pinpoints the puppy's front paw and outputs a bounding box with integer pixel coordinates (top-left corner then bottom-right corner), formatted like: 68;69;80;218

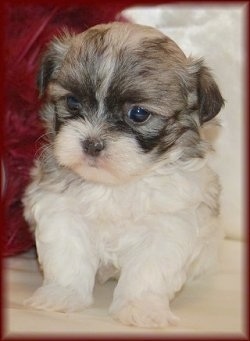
24;284;92;312
110;294;179;328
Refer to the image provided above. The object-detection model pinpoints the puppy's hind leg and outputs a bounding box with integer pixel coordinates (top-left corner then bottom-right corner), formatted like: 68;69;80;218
24;193;98;313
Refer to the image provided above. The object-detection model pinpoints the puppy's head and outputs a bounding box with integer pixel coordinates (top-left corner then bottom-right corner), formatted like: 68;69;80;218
38;22;224;184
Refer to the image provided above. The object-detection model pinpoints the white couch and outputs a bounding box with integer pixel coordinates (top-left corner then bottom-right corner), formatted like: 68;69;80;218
4;4;247;338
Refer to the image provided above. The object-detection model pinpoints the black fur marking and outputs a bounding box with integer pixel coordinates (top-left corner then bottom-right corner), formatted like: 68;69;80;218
134;130;166;153
107;114;170;154
54;105;62;133
54;103;86;133
58;79;99;112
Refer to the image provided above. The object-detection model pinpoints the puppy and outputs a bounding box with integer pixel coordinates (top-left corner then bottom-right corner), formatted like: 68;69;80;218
23;22;224;328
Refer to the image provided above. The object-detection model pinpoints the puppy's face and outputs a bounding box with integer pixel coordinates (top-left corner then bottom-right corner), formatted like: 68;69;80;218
39;23;224;184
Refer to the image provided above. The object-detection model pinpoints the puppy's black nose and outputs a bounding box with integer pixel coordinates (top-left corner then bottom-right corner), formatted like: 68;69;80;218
82;138;105;157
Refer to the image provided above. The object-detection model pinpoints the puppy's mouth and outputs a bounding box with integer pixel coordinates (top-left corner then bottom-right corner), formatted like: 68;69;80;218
74;153;124;185
85;155;105;169
86;158;99;168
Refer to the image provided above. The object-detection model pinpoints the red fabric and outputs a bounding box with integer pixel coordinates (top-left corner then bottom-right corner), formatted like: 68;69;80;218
2;1;132;256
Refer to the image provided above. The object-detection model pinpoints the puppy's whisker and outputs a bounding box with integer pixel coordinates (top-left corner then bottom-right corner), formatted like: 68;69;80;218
35;132;54;144
35;143;54;162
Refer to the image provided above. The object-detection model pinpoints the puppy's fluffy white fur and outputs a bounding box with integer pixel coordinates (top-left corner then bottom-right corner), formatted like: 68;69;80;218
23;22;224;328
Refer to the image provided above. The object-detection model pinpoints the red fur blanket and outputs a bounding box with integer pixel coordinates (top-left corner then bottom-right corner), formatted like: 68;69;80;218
3;1;136;256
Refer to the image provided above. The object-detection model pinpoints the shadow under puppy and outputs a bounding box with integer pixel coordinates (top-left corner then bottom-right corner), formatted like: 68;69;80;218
23;22;224;328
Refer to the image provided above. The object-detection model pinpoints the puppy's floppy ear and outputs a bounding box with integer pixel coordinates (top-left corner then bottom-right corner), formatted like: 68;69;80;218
186;58;224;125
37;29;73;97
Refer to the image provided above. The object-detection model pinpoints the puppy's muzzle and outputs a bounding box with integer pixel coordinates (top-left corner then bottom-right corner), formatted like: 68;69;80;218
82;138;105;157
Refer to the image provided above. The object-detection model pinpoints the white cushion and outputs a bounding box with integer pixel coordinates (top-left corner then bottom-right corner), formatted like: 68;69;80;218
121;5;246;241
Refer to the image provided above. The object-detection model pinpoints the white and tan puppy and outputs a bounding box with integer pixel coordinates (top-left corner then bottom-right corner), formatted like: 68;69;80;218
23;22;224;328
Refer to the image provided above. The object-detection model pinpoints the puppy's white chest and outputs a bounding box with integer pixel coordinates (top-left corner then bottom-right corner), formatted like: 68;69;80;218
78;171;204;269
79;170;202;225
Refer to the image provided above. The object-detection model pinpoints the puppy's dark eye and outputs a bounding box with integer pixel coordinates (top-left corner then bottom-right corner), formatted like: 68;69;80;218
128;106;151;123
66;96;81;112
